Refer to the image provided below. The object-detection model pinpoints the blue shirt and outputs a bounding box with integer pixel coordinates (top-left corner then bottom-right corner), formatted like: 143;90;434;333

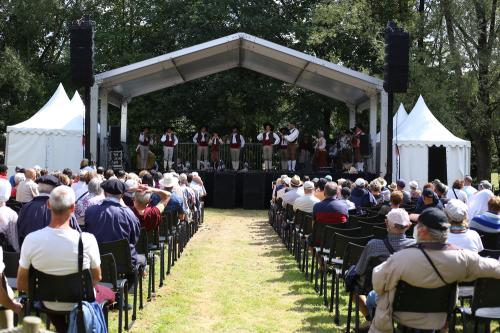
17;195;81;246
350;187;377;211
165;192;186;214
414;195;444;214
9;175;15;188
84;199;140;266
312;197;349;225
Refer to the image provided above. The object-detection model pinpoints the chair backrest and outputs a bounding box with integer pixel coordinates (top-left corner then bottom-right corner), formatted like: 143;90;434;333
393;281;457;313
136;229;149;255
326;226;362;237
285;204;295;221
28;266;95;303
359;255;389;293
471;278;500;312
357;214;384;224
99;253;119;290
341;242;366;275
332;233;373;259
357;220;386;237
98;239;134;275
294;210;306;230
303;214;314;235
474;230;500;249
479;248;500;259
2;251;19;278
371;225;388;239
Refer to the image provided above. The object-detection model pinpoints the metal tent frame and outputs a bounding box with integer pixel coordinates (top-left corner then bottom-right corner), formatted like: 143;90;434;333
90;32;389;174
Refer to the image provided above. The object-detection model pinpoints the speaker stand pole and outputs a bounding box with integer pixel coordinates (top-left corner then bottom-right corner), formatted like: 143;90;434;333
386;92;394;183
84;86;91;160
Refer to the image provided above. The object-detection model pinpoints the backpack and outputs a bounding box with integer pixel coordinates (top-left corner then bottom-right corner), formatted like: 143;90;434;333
68;301;107;333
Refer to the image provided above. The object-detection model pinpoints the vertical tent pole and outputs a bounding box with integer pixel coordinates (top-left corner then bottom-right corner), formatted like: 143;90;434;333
120;102;128;143
89;84;99;162
380;91;388;178
99;91;108;167
369;93;378;173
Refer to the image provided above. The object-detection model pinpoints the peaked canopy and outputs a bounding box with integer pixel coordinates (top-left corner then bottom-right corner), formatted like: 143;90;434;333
394;96;470;147
393;103;408;131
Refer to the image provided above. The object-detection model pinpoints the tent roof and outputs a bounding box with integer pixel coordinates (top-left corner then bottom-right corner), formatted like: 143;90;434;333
7;83;83;135
95;33;384;106
395;95;470;147
393;103;408;131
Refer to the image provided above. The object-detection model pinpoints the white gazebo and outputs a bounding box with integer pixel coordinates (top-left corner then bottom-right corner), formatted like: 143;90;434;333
5;84;85;173
393;96;471;187
88;33;390;174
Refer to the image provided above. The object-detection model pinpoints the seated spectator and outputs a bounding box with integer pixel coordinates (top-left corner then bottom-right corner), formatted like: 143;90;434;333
350;178;377;212
434;181;449;205
10;173;25;200
116;170;127;182
0;165;7;181
378;191;404;217
369;181;384;205
354;209;415;328
132;187;170;232
104;169;115;180
0;180;19;252
339;187;355;211
468;186;494;219
370;208;500;333
396;179;411;204
74;178;105;225
409;180;421;200
8;167;23;188
445;199;483;252
16;168;38;203
315;178;327;201
80;158;95;173
414;186;443;214
293;181;320;213
282;175;303;207
376;177;390;203
470;196;500;233
71;170;88;200
0;245;23;329
17;186;101;333
463;175;477;199
312;182;348;225
96;166;105;180
158;173;187;219
446;179;468;204
17;175;80;246
85;179;141;266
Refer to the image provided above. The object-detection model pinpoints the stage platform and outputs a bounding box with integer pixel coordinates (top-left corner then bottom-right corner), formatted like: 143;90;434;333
199;171;378;209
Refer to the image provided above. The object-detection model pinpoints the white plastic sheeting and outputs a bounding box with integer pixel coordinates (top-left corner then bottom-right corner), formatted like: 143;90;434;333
393;95;471;187
5;84;84;173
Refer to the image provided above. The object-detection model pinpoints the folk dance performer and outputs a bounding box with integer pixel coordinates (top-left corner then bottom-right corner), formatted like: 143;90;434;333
227;127;245;171
160;127;178;171
209;132;223;170
257;123;280;171
138;127;151;170
313;130;327;168
193;126;209;170
284;122;299;171
339;130;353;171
278;128;288;171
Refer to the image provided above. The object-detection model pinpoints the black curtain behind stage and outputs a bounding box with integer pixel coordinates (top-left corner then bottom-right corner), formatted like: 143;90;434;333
199;171;377;210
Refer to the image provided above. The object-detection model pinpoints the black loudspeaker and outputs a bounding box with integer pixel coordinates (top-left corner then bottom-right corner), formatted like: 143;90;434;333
243;173;266;209
213;173;236;209
70;18;95;87
109;126;121;148
383;22;409;93
360;134;370;156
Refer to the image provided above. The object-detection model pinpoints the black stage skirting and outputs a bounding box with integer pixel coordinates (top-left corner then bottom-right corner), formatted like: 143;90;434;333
199;171;377;210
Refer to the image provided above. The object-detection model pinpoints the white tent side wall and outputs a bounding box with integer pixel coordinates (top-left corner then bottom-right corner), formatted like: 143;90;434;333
396;144;428;188
446;145;471;186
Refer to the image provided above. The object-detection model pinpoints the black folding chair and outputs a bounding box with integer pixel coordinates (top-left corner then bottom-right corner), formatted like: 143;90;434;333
472;230;500;250
479;248;500;259
3;251;19;290
146;226;165;288
136;229;156;302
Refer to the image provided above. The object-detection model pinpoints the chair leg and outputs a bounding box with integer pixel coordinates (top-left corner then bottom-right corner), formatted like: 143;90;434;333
160;243;165;284
310;249;315;283
355;291;360;333
132;272;138;322
323;268;328;306
329;273;335;312
147;255;153;301
124;284;129;331
139;268;144;310
167;237;172;274
304;245;309;277
334;272;340;325
345;292;353;333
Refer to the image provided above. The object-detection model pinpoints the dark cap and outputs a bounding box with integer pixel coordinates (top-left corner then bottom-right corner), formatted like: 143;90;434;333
422;188;434;198
36;175;62;187
396;179;406;188
0;165;7;173
101;179;129;195
341;187;351;197
418;208;449;231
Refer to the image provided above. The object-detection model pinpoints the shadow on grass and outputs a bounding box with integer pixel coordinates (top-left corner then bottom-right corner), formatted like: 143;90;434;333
248;218;347;333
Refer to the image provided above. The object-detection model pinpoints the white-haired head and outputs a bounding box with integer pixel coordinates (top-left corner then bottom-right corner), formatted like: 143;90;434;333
88;178;103;196
14;173;26;186
49;185;75;215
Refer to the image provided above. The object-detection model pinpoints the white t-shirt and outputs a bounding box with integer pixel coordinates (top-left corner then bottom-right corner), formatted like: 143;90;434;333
446;188;468;204
19;227;100;311
447;229;484;253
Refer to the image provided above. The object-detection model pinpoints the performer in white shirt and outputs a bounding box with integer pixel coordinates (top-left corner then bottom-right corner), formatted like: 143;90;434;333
227;127;245;171
193;126;209;170
257;123;280;171
313;130;327;169
138;127;151;170
160;127;178;171
284;122;299;171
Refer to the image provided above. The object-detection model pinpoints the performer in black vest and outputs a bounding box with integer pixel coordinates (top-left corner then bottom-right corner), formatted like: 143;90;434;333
284;122;299;171
278;127;288;171
193;126;209;170
257;123;280;171
138;127;150;170
227;127;245;171
160;127;178;171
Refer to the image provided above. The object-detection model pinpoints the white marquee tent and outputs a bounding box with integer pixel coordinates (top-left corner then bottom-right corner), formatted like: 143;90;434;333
393;95;471;187
5;83;85;173
377;103;408;142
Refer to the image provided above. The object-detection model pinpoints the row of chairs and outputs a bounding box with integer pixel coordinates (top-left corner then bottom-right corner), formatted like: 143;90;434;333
269;200;500;332
1;205;204;333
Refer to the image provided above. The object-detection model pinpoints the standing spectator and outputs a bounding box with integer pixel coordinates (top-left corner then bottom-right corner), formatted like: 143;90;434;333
17;186;101;333
463;175;477;199
446;179;468;204
312;182;348;225
16;168;38;203
293;181;320;213
0;180;19;252
74;178;105;225
470;196;500;234
17;175;80;246
396;179;411;204
445;199;483;252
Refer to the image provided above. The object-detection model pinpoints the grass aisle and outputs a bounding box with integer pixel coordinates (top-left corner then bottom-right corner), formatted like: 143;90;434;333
126;209;340;333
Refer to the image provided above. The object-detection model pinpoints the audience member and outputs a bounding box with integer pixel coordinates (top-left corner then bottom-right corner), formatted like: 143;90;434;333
74;178;105;224
10;173;25;199
370;208;500;333
446;179;468;204
433;181;449;205
470;196;500;233
312;182;348;225
396;179;410;204
17;186;101;333
293;181;319;213
468;187;494;218
0;180;19;252
463;175;477;199
104;169;115;180
158;173;187;219
8;167;22;188
71;170;88;200
315;178;327;201
369;181;384;205
16;168;38;203
0;246;23;329
0;166;7;181
409;181;421;200
17;175;80;246
350;178;377;212
132;187;170;232
282;175;303;207
339;187;355;211
445;199;483;252
414;186;443;214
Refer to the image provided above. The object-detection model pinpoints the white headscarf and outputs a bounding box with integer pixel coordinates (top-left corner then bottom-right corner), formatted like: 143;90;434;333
468;189;494;218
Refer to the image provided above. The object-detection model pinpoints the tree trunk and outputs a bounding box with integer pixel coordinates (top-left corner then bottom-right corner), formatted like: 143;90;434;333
474;136;492;181
322;108;332;140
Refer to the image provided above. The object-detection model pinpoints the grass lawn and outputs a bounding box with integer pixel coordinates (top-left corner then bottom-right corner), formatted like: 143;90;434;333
106;209;349;333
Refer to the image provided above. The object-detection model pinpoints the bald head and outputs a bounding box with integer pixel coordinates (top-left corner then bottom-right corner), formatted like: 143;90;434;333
49;185;75;215
25;168;36;180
